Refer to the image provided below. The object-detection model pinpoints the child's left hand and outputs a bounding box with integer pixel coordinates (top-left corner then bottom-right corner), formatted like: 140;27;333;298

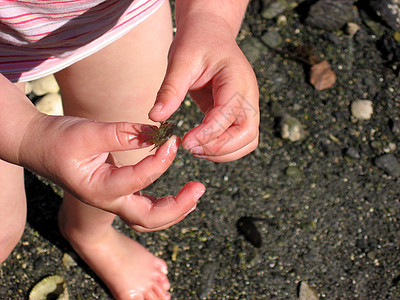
149;10;259;162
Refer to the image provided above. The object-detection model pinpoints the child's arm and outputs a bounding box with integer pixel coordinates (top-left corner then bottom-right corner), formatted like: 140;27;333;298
149;0;259;162
0;74;204;231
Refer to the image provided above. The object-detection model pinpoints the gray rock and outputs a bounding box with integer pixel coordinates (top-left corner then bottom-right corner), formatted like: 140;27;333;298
369;0;400;31
344;147;360;159
261;29;283;49
306;0;355;31
261;0;290;19
240;37;262;64
374;154;400;177
391;119;400;135
285;166;302;178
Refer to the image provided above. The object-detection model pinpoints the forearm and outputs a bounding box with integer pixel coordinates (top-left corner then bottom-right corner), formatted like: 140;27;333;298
0;74;42;165
175;0;249;37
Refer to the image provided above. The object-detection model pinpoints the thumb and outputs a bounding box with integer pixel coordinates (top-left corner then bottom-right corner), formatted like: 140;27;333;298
149;56;195;122
79;121;155;154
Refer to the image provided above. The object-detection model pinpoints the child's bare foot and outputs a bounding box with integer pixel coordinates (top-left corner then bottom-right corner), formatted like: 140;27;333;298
59;211;170;300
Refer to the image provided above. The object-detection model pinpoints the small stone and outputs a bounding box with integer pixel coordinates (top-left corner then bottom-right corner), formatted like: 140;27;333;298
35;93;64;116
309;60;336;90
375;154;400;177
280;114;305;142
306;0;355;31
261;29;283;49
344;147;360;159
351;100;373;120
392;119;400;135
62;252;77;270
346;22;361;37
30;74;60;96
261;0;290;19
25;81;33;95
240;37;262;64
285;166;302;178
394;31;400;43
298;281;319;300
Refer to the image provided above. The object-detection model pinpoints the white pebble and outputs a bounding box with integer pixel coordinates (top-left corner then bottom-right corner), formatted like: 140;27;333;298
30;74;60;96
35;93;63;116
351;100;373;120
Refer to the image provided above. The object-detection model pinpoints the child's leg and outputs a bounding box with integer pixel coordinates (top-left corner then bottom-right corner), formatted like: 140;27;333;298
56;1;173;299
0;160;26;263
0;83;27;263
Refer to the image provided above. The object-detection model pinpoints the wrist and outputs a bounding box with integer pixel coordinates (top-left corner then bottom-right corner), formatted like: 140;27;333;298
175;0;249;37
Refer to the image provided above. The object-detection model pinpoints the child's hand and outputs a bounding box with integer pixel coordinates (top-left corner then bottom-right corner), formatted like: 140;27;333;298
149;10;259;162
18;114;205;231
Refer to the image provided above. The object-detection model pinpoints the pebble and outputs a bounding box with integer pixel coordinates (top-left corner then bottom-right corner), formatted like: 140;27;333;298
261;0;290;20
62;252;78;271
309;60;337;90
298;281;319;300
35;93;64;116
25;81;33;95
346;22;361;37
369;0;400;31
344;147;360;159
30;74;60;96
306;0;355;31
280;114;305;142
391;119;400;135
351;100;373;120
240;37;262;64
374;154;400;177
261;29;283;49
197;262;217;299
285;166;302;178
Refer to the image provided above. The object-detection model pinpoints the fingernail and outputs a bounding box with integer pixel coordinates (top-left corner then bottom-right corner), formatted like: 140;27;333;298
189;145;204;155
194;189;205;202
184;205;197;217
151;103;164;113
193;154;207;159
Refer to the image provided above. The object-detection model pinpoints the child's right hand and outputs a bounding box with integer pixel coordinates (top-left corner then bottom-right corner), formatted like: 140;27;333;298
18;113;205;232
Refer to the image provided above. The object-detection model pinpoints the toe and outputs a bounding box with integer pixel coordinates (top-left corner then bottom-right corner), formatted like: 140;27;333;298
153;284;171;300
154;272;170;291
154;258;168;275
144;289;158;300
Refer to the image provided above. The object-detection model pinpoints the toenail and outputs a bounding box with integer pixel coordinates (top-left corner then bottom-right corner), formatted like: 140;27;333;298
161;264;168;275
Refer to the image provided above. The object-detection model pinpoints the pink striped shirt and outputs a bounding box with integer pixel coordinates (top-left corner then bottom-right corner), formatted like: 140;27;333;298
0;0;164;82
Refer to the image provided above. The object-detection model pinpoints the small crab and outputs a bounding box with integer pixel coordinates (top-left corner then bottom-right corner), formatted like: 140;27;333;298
142;121;176;150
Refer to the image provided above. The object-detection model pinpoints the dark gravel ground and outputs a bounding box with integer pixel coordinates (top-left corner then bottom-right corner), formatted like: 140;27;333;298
1;1;400;299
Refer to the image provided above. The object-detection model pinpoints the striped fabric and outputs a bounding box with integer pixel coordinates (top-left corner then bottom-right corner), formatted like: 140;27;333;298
0;0;164;82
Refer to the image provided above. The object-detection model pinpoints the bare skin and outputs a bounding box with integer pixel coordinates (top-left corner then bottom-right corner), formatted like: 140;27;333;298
0;0;258;299
56;1;176;299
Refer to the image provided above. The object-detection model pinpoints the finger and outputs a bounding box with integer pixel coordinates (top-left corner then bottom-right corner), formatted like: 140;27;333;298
120;181;206;231
149;54;199;122
90;136;180;201
183;70;259;150
193;136;258;163
182;103;241;151
77;121;156;154
185;121;258;157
